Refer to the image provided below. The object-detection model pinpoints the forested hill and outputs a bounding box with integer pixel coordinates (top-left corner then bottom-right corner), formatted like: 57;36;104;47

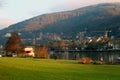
0;3;120;45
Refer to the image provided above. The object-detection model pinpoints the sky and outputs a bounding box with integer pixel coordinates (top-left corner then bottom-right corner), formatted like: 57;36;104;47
0;0;120;29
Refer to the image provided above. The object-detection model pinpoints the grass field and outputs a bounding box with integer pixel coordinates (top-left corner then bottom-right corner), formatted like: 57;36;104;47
0;57;120;80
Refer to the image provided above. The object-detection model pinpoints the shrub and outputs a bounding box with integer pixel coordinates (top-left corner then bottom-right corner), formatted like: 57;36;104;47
78;57;93;64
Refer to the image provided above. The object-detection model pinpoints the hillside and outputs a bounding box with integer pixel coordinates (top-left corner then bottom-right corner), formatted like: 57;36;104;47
0;3;120;45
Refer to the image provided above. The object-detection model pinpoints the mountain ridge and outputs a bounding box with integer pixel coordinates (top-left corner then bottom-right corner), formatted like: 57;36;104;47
4;3;120;31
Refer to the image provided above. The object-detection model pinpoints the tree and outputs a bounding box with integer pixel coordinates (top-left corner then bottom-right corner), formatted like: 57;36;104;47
4;32;25;56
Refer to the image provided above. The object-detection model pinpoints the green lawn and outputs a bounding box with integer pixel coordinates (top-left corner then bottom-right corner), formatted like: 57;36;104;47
0;57;120;80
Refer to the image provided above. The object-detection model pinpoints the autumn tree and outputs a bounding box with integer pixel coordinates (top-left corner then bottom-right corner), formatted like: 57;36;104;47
4;32;25;56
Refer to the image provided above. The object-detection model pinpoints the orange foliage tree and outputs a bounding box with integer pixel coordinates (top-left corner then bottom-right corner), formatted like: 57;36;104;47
35;45;49;58
4;32;25;56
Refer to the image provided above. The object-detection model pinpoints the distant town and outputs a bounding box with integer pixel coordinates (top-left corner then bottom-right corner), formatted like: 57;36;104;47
20;30;120;51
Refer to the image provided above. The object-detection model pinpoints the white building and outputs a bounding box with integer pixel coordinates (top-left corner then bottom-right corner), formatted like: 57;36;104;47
24;47;35;57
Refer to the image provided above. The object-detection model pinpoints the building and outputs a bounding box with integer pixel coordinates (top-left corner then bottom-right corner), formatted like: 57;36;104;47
24;47;35;57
